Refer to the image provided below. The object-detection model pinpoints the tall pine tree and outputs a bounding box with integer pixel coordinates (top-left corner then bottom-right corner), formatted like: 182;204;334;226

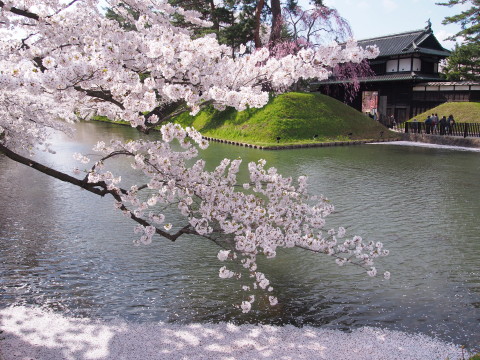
437;0;480;43
437;0;480;80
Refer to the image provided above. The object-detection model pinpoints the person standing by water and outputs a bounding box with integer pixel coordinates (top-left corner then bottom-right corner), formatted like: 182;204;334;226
448;115;455;135
432;113;438;133
425;115;432;134
388;115;396;129
412;118;419;133
439;116;447;135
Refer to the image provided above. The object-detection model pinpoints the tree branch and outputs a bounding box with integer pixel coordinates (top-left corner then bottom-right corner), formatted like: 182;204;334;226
0;143;194;242
0;1;40;21
0;143;110;196
73;86;125;110
46;0;80;18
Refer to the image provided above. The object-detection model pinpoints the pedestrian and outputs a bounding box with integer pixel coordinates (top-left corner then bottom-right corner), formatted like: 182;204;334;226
425;115;432;134
432;113;438;133
439;116;447;135
413;118;419;133
448;114;455;135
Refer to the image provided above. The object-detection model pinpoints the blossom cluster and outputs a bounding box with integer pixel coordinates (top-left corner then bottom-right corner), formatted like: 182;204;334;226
75;122;389;311
0;0;378;152
0;0;385;311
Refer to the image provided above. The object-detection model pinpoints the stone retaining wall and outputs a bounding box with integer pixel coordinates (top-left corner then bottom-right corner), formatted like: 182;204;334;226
402;133;480;148
201;136;399;150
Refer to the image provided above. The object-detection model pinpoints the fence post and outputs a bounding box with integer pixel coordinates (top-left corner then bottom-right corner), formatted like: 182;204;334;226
464;123;469;138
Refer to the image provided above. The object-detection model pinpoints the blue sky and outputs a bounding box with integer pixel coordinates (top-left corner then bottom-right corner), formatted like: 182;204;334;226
97;0;466;50
318;0;469;49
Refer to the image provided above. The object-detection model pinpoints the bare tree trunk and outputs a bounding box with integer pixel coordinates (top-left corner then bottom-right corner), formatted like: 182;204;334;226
269;0;282;46
207;0;219;32
254;0;265;48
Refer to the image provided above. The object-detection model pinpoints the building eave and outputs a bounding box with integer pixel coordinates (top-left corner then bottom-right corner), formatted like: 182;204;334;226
356;27;450;58
311;73;444;85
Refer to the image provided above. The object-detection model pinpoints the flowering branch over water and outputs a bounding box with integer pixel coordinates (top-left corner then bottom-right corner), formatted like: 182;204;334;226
74;123;390;310
0;0;385;311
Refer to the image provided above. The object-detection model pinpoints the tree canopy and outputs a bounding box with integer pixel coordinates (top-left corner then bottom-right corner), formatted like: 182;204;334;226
437;0;480;80
437;0;480;43
154;0;348;52
0;0;386;312
442;42;480;80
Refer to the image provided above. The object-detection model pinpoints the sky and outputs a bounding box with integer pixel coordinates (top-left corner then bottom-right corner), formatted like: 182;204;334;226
95;0;467;50
316;0;469;50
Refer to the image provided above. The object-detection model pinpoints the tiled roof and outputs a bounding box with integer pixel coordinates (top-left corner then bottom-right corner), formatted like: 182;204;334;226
416;48;451;56
311;72;443;85
357;28;450;57
415;81;480;86
362;73;443;82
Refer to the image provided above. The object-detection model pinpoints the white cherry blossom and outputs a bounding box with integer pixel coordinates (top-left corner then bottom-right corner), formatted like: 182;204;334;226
0;0;385;312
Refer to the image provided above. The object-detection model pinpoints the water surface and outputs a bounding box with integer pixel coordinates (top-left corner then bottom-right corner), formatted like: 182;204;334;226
0;122;479;348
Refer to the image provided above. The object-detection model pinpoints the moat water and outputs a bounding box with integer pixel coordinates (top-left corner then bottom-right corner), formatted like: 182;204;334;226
1;122;479;348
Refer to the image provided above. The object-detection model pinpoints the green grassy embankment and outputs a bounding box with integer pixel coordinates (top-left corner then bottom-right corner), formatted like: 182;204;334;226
174;92;397;147
409;102;480;122
92;116;130;126
91;92;397;146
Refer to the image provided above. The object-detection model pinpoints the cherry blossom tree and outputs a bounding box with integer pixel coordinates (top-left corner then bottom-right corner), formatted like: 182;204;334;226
276;5;374;100
282;5;352;49
0;0;387;312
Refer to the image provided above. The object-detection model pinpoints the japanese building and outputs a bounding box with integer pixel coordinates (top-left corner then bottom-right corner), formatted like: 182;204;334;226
312;23;480;123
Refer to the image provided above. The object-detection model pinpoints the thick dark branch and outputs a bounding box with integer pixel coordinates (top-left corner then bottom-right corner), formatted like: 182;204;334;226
0;1;40;20
141;100;215;133
73;86;125;109
20;34;35;50
0;143;196;242
142;100;186;131
0;143;109;196
33;57;48;72
85;150;134;183
46;0;79;18
107;190;194;241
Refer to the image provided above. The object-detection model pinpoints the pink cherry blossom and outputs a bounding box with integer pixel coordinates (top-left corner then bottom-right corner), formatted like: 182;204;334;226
0;0;385;312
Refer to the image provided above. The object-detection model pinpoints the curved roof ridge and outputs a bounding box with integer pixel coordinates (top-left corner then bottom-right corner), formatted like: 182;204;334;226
356;28;426;43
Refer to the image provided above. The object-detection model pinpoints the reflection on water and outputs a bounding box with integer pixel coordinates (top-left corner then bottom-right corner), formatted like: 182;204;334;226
0;122;479;348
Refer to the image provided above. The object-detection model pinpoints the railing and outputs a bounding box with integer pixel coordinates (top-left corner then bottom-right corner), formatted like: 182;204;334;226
393;122;480;138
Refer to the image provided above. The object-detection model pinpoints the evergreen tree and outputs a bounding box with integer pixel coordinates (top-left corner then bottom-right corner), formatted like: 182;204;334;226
437;1;480;79
437;0;480;43
442;42;480;80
